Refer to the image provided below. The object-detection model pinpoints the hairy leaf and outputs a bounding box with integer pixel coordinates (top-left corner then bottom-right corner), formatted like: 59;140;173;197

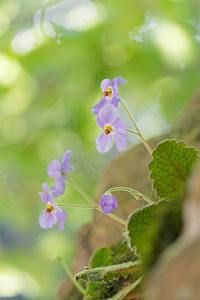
90;241;138;269
109;276;142;300
149;140;199;199
75;261;141;282
85;275;132;300
126;199;183;266
126;201;165;255
90;247;112;268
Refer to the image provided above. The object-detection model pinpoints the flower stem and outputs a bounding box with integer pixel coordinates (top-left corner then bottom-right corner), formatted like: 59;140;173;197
57;203;96;209
95;207;127;225
65;174;97;207
127;128;140;136
120;99;153;155
107;186;154;205
64;174;126;225
55;257;86;295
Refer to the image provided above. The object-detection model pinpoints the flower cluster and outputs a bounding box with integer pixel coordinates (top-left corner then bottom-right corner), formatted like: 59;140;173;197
38;77;136;231
39;151;73;231
92;77;127;154
39;149;119;231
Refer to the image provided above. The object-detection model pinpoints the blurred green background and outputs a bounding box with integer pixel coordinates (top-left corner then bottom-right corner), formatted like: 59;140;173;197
0;0;199;298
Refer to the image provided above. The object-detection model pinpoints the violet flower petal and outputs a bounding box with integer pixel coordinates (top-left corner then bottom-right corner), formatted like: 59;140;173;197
55;208;67;231
41;183;52;203
98;104;118;125
112;195;118;209
110;77;127;106
99;194;118;214
102;205;114;214
100;79;110;91
39;192;47;204
113;132;127;152
96;133;113;153
113;117;127;133
96;116;104;129
39;209;58;229
91;97;108;115
110;91;120;107
51;179;65;198
61;150;73;174
111;77;127;86
47;160;62;179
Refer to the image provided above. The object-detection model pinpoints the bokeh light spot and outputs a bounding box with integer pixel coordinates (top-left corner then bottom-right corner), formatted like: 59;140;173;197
11;29;36;55
0;54;21;87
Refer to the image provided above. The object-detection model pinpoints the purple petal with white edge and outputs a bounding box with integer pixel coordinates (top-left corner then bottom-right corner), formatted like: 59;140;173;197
47;160;62;179
91;97;108;115
112;195;118;209
96;133;113;153
51;179;65;198
100;79;110;91
113;117;127;133
39;192;47;204
113;132;127;152
55;208;67;231
39;210;57;230
98;104;118;125
61;151;73;174
96;116;104;129
111;77;127;86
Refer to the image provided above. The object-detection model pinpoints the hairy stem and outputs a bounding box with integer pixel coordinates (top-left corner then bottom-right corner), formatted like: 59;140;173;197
95;207;127;225
126;128;140;136
55;257;86;295
65;174;97;207
64;174;126;225
107;186;154;205
57;203;96;209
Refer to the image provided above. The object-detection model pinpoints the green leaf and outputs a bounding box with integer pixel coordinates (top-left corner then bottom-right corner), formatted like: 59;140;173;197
90;247;111;268
108;276;142;300
85;275;133;300
149;140;199;199
126;199;183;266
83;242;141;299
126;201;165;256
75;261;141;282
90;241;138;269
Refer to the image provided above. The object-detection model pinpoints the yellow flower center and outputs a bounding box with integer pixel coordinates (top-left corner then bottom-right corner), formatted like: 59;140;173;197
103;87;112;98
104;125;113;136
46;203;55;214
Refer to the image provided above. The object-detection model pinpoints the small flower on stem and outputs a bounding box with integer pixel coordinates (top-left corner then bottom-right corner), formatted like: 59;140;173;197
47;150;73;197
39;183;66;231
91;77;127;115
99;194;118;214
96;104;127;153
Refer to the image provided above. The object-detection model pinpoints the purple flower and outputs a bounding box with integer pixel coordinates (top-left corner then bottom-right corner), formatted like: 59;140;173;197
96;104;127;153
99;194;118;214
39;183;66;231
47;151;73;198
91;77;127;115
